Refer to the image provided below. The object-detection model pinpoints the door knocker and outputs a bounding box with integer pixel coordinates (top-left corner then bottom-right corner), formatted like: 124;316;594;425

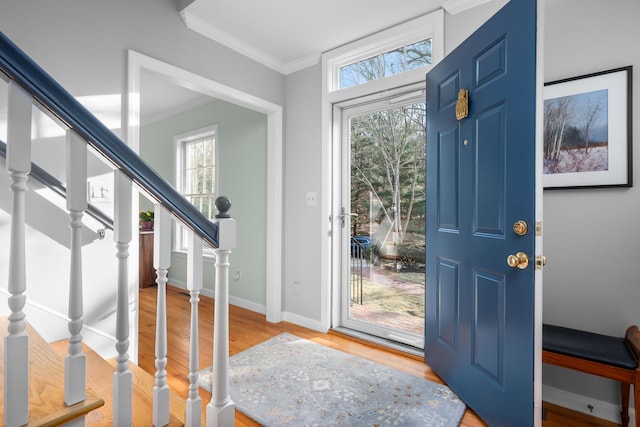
456;89;469;121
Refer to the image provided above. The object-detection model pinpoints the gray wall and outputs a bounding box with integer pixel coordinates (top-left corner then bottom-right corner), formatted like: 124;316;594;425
283;65;323;321
140;100;268;305
0;0;283;358
0;0;285;122
281;0;509;325
542;0;640;405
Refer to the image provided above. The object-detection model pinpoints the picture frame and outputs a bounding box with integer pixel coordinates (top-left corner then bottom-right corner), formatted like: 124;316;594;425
543;66;632;189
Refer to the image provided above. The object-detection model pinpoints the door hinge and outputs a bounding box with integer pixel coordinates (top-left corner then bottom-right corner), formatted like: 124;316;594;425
535;221;542;237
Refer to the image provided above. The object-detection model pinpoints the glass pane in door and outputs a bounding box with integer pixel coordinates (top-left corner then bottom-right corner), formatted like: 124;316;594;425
345;100;426;347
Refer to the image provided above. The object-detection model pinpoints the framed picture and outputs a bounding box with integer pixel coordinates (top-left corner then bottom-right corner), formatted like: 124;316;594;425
543;66;632;189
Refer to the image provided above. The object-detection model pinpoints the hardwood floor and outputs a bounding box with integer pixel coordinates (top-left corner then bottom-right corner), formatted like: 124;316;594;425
137;285;618;427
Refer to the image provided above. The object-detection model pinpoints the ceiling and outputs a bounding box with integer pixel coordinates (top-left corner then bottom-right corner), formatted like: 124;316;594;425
179;0;491;75
140;0;491;124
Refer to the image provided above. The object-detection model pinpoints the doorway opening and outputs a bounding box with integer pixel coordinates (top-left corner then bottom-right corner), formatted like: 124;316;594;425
336;90;426;350
126;51;284;362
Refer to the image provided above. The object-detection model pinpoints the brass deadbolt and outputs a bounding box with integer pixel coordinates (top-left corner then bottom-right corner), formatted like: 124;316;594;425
513;220;528;236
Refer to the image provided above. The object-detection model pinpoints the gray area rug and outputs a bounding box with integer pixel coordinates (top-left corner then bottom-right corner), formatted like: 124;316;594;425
198;333;465;426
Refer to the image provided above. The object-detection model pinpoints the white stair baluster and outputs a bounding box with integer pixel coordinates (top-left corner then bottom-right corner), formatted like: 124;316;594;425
153;204;171;426
113;170;133;424
64;130;88;407
186;230;203;427
4;81;32;427
206;197;236;427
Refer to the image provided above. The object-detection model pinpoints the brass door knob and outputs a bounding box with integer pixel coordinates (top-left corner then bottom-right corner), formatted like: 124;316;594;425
507;252;529;269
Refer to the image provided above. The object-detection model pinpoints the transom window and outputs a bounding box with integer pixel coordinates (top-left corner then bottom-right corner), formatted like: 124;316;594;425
324;10;443;95
339;38;433;89
174;125;218;250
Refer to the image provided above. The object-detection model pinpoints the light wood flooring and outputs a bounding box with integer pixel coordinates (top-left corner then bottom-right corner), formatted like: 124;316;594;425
137;285;619;427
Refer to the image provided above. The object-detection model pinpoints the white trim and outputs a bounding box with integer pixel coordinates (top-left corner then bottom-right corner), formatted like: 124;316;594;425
265;109;284;322
282;311;326;333
282;53;322;75
174;124;219;252
180;10;322;75
323;10;444;94
543;384;633;426
143;96;212;126
127;50;284;326
229;295;266;316
321;9;443;334
333;90;426;348
441;0;495;15
534;0;546;425
180;10;309;75
168;279;267;315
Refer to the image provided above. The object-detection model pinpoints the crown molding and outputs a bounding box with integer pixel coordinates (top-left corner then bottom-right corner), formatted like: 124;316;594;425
441;0;494;15
282;52;321;75
180;10;320;75
180;10;285;73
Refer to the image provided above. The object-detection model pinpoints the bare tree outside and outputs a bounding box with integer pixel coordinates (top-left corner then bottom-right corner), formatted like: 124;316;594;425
543;89;608;174
350;103;426;261
347;101;426;337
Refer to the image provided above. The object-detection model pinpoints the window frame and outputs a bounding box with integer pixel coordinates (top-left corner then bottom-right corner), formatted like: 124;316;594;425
174;124;219;253
320;9;444;332
323;10;444;99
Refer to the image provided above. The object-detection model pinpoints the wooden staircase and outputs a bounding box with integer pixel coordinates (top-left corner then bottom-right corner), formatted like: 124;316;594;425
1;317;190;426
1;32;236;427
0;317;103;426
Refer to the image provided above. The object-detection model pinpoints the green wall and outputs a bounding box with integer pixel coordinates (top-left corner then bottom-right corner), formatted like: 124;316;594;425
140;99;268;305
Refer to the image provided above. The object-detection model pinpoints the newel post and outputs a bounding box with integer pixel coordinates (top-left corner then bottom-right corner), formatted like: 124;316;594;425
206;196;236;427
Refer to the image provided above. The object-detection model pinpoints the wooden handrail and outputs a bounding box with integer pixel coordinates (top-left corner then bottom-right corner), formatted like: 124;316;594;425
0;32;218;248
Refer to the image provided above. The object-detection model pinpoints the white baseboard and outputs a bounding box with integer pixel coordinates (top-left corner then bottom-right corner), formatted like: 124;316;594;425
230;295;266;315
543;384;635;426
282;311;326;332
167;280;267;315
167;280;327;332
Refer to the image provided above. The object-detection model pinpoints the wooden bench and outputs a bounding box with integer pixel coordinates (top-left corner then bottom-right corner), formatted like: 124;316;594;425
542;324;640;427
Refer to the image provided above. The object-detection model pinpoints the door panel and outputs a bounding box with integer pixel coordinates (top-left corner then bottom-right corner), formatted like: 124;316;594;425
425;0;537;425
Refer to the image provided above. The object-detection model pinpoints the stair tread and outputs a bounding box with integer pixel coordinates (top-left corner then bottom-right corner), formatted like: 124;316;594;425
51;340;189;426
0;317;105;426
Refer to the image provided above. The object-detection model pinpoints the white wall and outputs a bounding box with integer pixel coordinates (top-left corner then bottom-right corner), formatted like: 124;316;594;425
542;0;640;413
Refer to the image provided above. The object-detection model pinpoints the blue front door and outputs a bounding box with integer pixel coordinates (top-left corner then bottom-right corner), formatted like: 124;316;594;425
425;0;537;425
